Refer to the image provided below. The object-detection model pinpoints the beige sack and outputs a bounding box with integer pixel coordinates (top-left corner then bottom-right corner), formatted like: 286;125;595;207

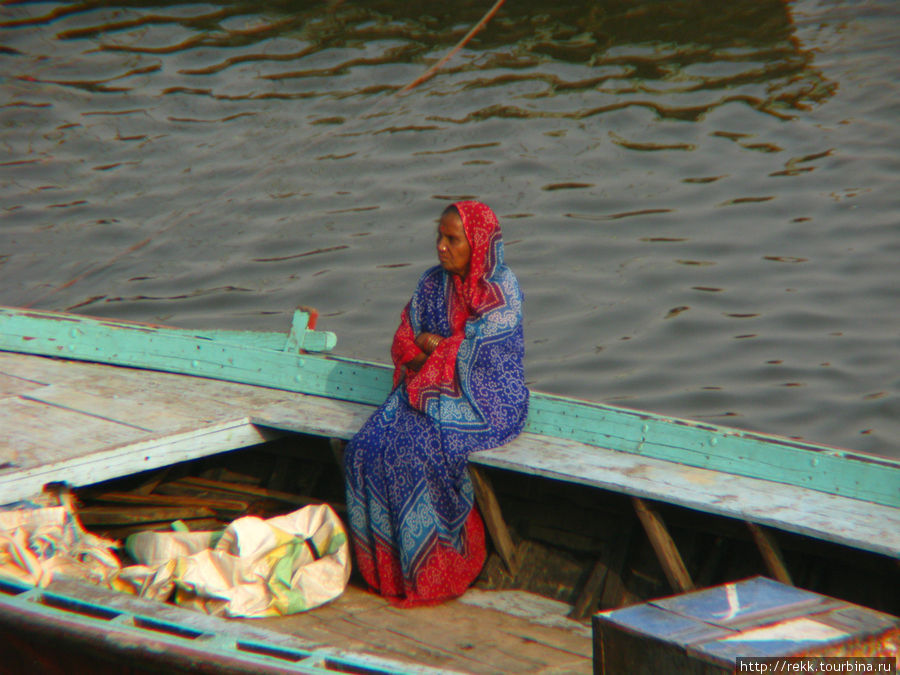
0;490;350;620
122;504;351;618
0;489;119;588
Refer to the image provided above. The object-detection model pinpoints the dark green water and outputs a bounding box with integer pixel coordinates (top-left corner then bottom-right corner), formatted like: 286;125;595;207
2;0;898;456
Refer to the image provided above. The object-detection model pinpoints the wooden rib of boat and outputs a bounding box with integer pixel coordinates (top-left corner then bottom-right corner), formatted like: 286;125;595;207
0;305;898;673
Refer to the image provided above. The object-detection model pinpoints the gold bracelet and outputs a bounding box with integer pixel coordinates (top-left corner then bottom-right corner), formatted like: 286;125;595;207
427;334;442;352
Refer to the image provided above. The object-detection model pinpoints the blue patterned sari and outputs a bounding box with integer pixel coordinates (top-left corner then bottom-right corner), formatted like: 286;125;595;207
344;201;528;605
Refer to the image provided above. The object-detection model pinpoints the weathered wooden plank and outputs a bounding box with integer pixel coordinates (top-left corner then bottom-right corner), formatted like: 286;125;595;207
456;589;592;647
632;497;694;594
0;351;322;428
0;358;312;500
4;349;895;562
76;505;217;526
2;344;896;563
0;396;148;468
0;357;50;392
43;576;320;650
251;397;374;441
470;434;900;559
20;385;193;434
341;603;552;674
0;352;129;403
2;310;897;579
469;466;519;576
362;603;590;675
747;522;794;585
3;306;898;508
329;438;347;481
0;372;46;398
1;352;301;428
162;310;336;354
254;585;591;675
131;468;172;495
171;476;320;507
299;609;481;673
0;418;283;504
0;306;390;407
599;524;634;611
0;352;259;412
5;577;445;675
87;368;296;420
525;394;900;509
0;307;335;353
571;559;610;621
187;329;288;352
82;491;248;514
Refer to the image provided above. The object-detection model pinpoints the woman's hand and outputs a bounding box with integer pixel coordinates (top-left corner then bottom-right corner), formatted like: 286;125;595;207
404;332;442;374
415;332;443;355
405;353;427;373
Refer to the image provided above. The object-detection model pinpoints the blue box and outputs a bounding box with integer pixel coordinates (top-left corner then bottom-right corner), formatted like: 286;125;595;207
592;576;899;674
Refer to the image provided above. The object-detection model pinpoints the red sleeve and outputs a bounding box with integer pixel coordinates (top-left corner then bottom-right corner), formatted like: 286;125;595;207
404;332;464;412
390;303;422;388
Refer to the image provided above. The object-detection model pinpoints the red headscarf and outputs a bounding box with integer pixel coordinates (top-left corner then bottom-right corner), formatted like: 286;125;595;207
446;200;503;331
391;201;505;409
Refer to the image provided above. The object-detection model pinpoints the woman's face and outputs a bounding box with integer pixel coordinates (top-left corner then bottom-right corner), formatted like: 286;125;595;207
436;210;471;277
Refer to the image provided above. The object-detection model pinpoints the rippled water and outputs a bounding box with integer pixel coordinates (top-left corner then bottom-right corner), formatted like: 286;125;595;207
2;0;898;457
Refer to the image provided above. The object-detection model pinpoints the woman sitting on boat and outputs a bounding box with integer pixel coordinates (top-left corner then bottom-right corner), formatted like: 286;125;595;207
344;200;529;606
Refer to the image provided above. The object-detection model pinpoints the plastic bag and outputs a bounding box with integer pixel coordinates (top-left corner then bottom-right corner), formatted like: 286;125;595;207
0;487;119;587
120;504;350;618
0;488;350;619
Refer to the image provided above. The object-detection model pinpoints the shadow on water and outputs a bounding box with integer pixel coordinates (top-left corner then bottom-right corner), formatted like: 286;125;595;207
3;0;830;112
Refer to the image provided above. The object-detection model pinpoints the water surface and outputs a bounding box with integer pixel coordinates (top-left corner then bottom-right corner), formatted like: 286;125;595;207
2;0;898;456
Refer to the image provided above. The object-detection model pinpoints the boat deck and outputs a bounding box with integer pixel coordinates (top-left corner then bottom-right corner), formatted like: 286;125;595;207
2;350;898;561
22;576;592;674
251;583;593;673
2;345;900;671
0;350;593;673
0;350;369;504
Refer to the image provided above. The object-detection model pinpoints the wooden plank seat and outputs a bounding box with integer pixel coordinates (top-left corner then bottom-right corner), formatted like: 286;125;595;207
3;347;897;595
2;305;898;618
257;397;900;612
467;431;900;607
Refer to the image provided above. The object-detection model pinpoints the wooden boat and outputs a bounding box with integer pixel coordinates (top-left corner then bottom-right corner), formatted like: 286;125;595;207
0;305;898;673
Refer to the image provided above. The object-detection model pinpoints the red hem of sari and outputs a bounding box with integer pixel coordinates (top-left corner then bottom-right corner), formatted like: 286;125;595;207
353;507;486;607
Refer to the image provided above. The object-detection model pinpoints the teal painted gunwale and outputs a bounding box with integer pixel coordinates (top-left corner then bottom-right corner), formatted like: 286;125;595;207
1;306;898;509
